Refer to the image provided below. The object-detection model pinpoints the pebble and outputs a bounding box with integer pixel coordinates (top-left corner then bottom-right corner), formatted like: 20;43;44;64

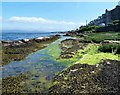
70;69;78;72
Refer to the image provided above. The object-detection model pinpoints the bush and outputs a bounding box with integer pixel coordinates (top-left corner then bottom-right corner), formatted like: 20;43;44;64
79;25;101;33
98;44;120;54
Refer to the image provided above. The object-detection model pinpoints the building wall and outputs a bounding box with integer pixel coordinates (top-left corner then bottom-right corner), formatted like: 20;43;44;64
88;5;120;26
96;24;120;32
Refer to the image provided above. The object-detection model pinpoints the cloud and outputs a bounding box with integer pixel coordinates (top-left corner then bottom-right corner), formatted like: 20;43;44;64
9;16;75;25
80;22;86;26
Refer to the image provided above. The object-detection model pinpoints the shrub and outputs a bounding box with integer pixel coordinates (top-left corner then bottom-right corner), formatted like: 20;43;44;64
98;44;120;54
79;25;101;33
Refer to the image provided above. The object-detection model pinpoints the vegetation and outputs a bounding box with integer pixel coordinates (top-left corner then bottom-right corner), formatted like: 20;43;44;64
78;25;101;33
49;32;120;94
2;29;120;93
99;43;120;54
71;44;119;65
84;32;120;43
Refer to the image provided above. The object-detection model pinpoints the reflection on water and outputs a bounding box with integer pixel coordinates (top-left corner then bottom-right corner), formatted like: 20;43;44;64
2;36;76;92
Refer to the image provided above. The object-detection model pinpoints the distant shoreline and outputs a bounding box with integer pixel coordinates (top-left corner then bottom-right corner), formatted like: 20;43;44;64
1;32;61;41
1;35;60;66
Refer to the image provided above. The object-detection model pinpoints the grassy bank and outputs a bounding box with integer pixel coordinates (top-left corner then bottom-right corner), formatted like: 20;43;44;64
84;32;120;43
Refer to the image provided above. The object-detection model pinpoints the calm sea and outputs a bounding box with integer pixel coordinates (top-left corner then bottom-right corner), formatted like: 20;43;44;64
1;31;59;41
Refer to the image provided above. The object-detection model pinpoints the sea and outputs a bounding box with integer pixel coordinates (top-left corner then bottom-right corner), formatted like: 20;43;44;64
1;30;60;41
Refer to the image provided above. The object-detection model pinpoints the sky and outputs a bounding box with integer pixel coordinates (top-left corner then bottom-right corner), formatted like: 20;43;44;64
1;2;118;32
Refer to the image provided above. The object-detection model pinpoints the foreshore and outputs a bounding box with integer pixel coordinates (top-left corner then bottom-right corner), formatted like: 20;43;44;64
48;31;120;94
1;31;120;94
1;35;60;66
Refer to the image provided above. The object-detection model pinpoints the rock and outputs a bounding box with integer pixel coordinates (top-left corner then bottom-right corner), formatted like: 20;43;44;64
2;41;13;46
21;39;30;43
70;69;78;72
35;36;50;42
60;39;88;59
49;59;120;94
36;37;45;40
103;40;120;44
18;41;23;43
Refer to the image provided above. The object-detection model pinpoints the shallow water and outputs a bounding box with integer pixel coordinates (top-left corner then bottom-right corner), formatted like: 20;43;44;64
2;36;76;92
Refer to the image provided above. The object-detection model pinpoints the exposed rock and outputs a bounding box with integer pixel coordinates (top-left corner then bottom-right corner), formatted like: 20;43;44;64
59;39;88;59
21;39;30;43
103;40;120;44
35;37;50;42
2;35;60;66
2;35;60;47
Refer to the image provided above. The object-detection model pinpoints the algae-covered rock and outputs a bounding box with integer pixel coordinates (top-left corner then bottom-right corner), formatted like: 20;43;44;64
49;60;120;94
2;73;28;93
60;39;88;59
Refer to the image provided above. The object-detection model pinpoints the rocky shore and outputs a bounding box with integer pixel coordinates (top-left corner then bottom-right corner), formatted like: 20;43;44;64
1;35;60;66
1;31;120;94
2;35;60;47
49;59;120;94
49;32;120;94
2;73;29;93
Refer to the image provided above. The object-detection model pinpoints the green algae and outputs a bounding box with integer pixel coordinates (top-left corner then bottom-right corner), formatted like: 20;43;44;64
55;43;119;67
41;39;76;67
71;44;119;65
78;53;118;65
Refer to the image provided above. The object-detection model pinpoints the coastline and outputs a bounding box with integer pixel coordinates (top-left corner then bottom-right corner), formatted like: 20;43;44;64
48;31;120;94
1;32;120;93
1;35;60;66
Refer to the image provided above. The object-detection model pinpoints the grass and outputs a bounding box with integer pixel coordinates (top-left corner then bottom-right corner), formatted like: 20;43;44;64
84;32;120;43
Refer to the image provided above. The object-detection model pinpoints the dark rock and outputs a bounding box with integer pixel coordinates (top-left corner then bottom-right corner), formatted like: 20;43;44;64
59;39;88;59
49;59;120;94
